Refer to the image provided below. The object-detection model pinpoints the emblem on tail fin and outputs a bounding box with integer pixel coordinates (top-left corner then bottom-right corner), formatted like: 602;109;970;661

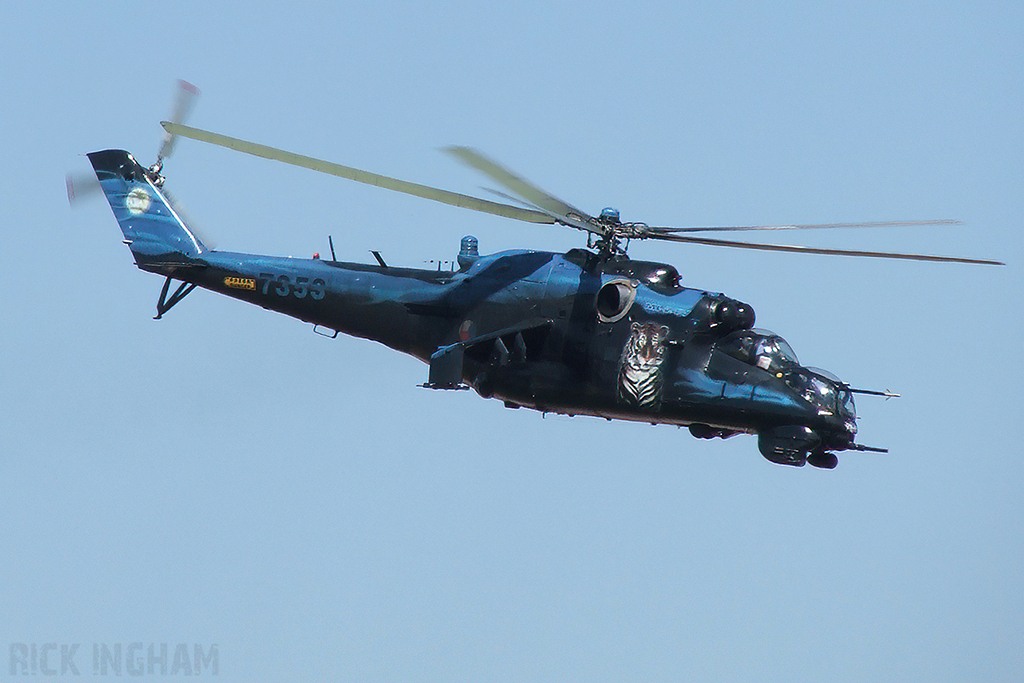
125;186;152;214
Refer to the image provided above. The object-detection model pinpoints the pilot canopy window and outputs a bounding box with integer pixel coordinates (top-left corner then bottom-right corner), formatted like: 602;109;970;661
718;330;799;374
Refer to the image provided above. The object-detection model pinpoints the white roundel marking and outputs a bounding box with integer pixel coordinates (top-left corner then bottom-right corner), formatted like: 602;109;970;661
126;186;152;214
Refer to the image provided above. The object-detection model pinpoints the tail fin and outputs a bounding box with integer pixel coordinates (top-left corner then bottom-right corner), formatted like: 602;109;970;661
88;150;207;267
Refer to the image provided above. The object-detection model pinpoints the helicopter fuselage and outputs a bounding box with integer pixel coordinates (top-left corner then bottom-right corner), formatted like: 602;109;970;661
90;148;863;467
151;245;859;466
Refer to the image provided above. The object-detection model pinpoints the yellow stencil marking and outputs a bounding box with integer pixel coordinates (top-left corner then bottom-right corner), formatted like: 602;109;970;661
224;277;256;291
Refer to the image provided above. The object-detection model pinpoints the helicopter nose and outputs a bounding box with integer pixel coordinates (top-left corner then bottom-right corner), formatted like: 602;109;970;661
823;418;857;453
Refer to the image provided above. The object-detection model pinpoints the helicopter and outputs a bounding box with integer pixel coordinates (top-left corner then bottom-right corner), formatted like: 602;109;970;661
81;83;1002;468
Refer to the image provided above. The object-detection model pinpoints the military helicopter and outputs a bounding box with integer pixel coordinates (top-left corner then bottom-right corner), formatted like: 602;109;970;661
81;83;1002;468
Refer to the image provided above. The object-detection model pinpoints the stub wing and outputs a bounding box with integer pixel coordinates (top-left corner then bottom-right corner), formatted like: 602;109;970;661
423;318;553;389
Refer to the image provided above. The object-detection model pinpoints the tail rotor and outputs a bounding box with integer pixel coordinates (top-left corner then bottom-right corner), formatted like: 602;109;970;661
151;79;201;180
69;79;201;207
65;169;101;206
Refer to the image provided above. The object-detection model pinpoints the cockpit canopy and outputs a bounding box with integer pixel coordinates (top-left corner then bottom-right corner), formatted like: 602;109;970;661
718;328;799;374
718;329;856;423
799;367;856;422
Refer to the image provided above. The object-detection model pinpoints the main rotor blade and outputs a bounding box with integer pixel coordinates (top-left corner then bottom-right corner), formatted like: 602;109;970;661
444;146;605;236
162;122;556;225
651;232;1004;265
482;187;601;234
647;219;964;234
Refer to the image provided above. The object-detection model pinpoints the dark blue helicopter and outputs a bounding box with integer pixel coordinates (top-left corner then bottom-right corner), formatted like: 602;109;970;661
82;87;1001;468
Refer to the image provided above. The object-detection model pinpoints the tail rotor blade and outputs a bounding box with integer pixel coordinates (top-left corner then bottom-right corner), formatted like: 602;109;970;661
156;79;201;163
65;171;101;206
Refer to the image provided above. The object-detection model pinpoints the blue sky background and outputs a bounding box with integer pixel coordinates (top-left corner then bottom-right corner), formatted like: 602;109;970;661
2;2;1021;681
